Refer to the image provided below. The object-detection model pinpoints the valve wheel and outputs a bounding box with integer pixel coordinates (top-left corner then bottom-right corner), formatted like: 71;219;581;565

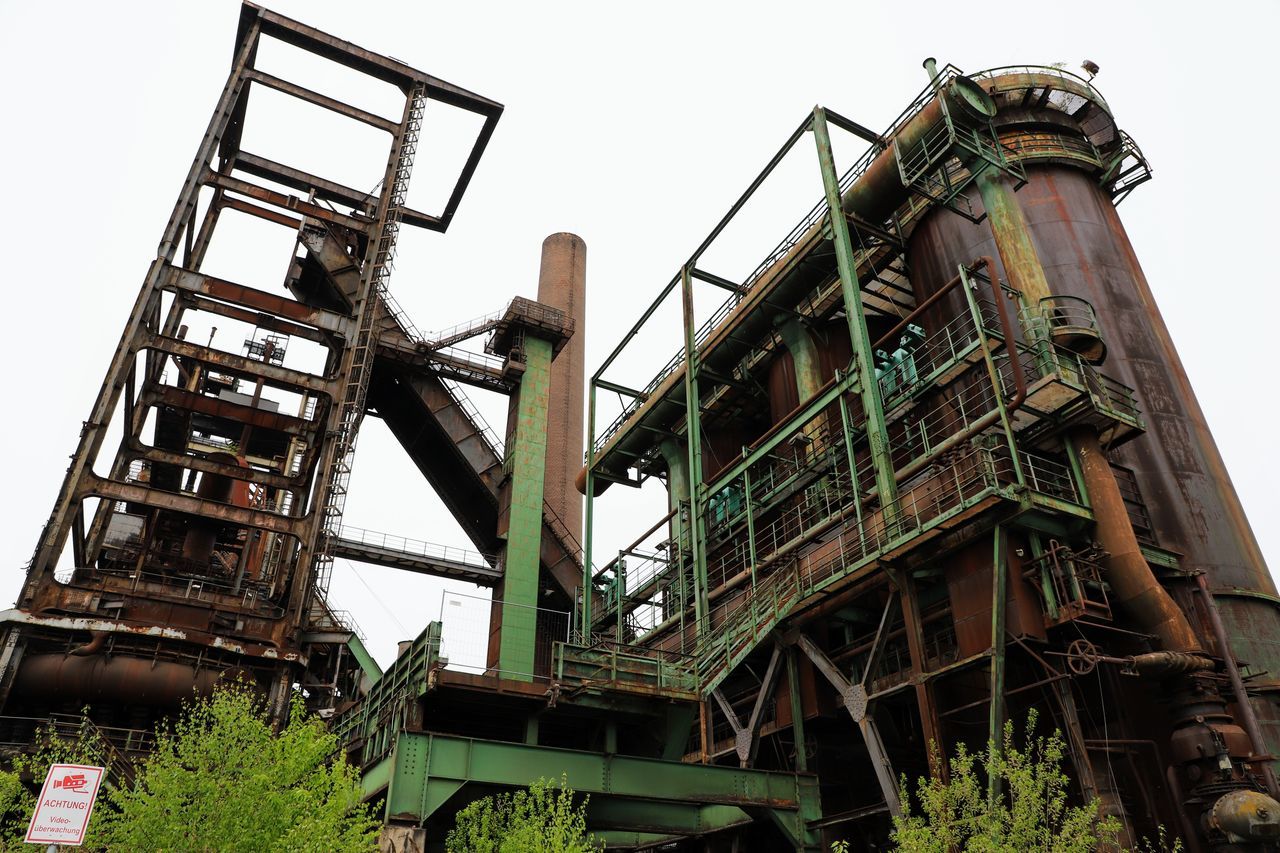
1067;639;1100;675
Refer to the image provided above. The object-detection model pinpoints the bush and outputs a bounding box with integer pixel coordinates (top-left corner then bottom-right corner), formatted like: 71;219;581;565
891;710;1120;852
446;775;599;853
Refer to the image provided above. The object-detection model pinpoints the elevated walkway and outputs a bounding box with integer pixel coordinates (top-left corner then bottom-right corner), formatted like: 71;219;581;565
333;526;500;584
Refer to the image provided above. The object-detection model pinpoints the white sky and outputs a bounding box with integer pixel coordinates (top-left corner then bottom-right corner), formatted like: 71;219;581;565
1;0;1276;669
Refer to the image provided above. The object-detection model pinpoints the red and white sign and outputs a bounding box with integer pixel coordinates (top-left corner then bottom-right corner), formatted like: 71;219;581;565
25;763;105;846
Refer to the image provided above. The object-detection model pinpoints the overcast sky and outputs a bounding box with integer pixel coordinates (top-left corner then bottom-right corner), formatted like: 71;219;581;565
1;0;1276;669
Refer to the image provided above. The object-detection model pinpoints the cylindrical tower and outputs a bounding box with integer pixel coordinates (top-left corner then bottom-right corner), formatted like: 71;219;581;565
536;232;587;546
906;66;1280;757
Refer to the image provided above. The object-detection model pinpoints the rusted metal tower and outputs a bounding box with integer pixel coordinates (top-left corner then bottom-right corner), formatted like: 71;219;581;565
0;1;504;729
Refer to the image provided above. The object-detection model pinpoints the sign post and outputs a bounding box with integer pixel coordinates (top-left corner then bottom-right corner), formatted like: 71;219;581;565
24;763;105;849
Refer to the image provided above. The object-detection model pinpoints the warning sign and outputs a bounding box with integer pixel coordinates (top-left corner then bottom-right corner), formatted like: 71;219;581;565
25;764;105;847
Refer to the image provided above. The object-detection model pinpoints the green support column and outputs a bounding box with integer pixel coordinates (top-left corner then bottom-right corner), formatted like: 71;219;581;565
785;646;808;773
659;437;693;620
972;167;1052;308
500;335;553;680
777;318;824;402
679;266;710;630
582;381;598;632
812;108;899;525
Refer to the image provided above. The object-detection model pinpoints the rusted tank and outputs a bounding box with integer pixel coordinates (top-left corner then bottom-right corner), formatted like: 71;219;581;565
907;153;1280;752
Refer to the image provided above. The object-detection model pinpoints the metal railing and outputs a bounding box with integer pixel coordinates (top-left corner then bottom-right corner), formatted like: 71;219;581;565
440;378;504;458
426;307;505;350
336;525;496;571
693;445;1013;686
438;589;569;682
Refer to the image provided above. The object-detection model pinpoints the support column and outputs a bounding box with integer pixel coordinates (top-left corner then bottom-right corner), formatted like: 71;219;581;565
812;109;898;524
900;576;945;778
537;233;587;547
988;525;1008;807
777;318;824;403
680;267;710;630
498;335;553;680
785;647;808;773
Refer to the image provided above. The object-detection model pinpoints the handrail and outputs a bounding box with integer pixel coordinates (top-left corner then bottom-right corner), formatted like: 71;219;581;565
336;525;497;569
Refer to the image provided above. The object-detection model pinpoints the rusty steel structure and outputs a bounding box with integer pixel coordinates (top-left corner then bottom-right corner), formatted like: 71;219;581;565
5;4;1280;850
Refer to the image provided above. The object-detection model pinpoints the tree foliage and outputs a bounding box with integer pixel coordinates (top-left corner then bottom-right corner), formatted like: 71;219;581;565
891;711;1120;853
99;686;378;852
446;775;599;853
0;686;377;852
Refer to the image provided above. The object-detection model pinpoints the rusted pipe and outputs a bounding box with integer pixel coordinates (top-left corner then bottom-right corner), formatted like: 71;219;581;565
1073;428;1202;653
15;654;225;705
1131;651;1214;678
1195;572;1280;799
69;631;108;657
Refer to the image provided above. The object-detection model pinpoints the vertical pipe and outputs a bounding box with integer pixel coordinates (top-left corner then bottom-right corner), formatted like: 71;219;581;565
972;168;1053;309
537;233;587;548
786;647;808;772
922;57;940;90
743;465;758;587
1194;572;1280;799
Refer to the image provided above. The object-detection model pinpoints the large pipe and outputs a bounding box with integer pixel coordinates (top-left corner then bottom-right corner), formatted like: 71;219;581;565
537;233;587;548
15;654;225;705
838;76;995;226
1073;428;1201;652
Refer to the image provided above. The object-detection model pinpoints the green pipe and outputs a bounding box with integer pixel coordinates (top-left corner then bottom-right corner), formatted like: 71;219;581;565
813;107;900;528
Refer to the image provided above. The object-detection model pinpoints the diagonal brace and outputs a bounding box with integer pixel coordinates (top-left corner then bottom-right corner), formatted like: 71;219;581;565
794;632;902;816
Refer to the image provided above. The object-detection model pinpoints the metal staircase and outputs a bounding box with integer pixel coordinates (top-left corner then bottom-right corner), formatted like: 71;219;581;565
308;85;426;626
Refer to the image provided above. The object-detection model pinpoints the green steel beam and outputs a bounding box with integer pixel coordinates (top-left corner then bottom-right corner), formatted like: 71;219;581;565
812;107;898;525
680;266;710;629
500;335;553;679
583;378;599;631
706;368;859;498
371;731;821;849
346;633;382;686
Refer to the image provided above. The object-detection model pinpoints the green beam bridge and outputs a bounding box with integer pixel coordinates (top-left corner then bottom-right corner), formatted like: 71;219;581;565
364;731;821;850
